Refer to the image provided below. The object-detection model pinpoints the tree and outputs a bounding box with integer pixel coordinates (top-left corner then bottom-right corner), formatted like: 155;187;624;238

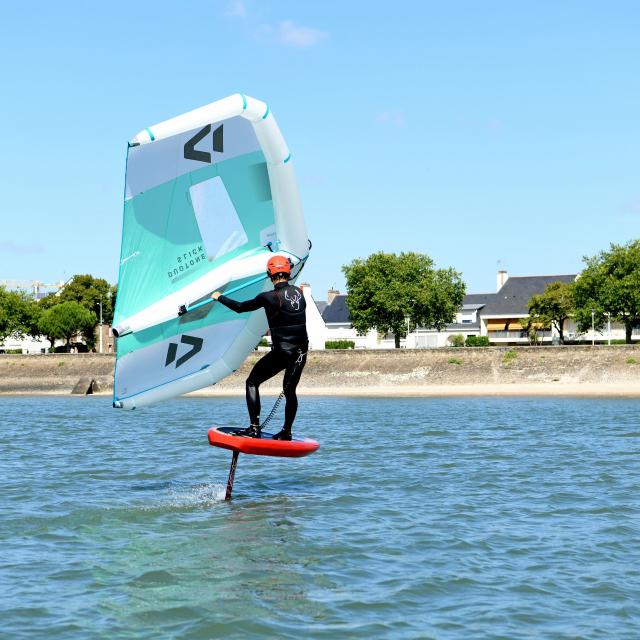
527;281;574;344
59;275;115;322
0;287;34;343
342;251;466;348
34;294;62;348
519;315;549;346
58;275;116;349
37;301;96;349
573;240;640;343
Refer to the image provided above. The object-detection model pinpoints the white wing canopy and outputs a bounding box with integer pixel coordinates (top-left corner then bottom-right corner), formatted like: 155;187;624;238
113;94;309;409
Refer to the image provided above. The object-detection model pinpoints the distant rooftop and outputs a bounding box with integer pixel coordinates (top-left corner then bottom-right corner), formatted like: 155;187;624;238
482;274;577;316
463;293;496;306
322;294;350;324
315;300;328;315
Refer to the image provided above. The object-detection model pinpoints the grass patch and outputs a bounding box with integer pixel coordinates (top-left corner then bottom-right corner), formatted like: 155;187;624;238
627;357;637;365
502;350;518;365
448;357;463;365
58;361;65;367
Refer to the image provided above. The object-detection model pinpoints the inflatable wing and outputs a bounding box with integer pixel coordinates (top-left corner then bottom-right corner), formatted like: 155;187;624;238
113;94;309;409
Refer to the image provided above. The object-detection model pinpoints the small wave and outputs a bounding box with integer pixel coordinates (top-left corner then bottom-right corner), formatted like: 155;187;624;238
136;482;227;511
129;569;180;587
165;482;227;508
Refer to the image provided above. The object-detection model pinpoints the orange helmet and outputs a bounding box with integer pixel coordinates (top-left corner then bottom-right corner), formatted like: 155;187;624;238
266;255;291;278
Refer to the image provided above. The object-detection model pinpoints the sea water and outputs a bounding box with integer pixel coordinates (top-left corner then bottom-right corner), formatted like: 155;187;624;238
1;396;639;639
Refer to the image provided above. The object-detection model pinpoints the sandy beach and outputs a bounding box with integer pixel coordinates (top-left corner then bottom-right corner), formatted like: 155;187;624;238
189;382;640;398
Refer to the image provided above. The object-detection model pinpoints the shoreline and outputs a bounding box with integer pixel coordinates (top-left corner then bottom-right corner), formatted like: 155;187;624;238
3;382;640;398
191;383;640;398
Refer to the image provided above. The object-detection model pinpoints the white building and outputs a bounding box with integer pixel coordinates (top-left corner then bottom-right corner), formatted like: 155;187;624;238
313;270;640;348
299;283;330;350
315;288;379;348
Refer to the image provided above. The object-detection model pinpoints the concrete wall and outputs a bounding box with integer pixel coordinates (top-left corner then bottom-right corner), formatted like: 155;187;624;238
2;346;640;394
0;353;115;393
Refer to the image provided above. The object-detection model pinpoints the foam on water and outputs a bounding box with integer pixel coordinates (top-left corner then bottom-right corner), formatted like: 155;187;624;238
163;482;227;508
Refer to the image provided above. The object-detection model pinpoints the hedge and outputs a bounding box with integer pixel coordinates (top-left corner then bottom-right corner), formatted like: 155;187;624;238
325;340;355;349
465;336;490;347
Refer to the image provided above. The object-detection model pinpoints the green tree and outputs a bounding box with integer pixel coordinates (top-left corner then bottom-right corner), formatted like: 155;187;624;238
573;240;640;343
0;287;34;343
35;294;62;348
59;275;115;322
519;316;549;346
342;252;466;348
37;301;97;349
527;281;574;344
58;275;115;349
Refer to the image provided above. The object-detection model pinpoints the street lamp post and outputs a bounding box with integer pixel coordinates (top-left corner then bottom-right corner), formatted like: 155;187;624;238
591;309;595;346
405;315;411;349
606;312;611;346
99;297;103;354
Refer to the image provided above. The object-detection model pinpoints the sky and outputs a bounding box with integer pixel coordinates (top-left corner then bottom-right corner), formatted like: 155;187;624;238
1;1;638;300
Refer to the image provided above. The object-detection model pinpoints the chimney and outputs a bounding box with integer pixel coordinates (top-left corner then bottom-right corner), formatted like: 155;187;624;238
327;288;340;305
497;270;508;291
300;282;311;297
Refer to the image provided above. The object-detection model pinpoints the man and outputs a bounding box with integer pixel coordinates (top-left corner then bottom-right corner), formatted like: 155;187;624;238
211;255;308;440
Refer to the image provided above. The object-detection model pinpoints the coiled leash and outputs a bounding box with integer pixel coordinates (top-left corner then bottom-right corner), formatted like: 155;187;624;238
259;349;306;430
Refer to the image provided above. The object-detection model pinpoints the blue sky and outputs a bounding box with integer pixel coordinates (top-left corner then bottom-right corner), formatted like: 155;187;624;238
1;1;638;299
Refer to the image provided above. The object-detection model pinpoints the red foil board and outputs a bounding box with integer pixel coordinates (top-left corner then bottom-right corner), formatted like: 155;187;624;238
208;427;320;458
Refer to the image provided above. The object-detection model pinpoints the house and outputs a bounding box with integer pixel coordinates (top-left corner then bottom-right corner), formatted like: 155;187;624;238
299;283;329;350
410;272;578;346
478;272;578;344
320;289;379;348
319;269;640;348
410;270;640;346
408;295;492;347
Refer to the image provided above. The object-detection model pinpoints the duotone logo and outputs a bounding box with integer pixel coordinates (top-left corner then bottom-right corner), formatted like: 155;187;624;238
165;335;203;368
184;124;223;163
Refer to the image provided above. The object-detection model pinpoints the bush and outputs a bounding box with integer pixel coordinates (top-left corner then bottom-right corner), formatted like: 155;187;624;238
502;349;518;364
325;340;355;349
257;338;269;347
450;335;465;347
465;336;490;347
448;357;463;365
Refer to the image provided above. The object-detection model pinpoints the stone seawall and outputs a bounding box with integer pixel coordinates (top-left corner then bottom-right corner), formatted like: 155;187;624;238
2;346;640;396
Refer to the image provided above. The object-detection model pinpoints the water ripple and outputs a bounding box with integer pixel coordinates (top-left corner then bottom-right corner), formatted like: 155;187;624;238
1;396;640;638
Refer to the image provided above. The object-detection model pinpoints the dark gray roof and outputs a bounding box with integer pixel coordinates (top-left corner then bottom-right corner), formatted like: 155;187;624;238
322;294;350;323
315;300;328;315
463;293;495;306
481;275;577;316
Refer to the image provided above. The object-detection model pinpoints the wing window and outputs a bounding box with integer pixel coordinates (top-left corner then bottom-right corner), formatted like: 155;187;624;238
190;176;248;260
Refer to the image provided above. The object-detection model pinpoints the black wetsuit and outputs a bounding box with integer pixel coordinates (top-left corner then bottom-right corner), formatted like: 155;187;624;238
217;282;308;430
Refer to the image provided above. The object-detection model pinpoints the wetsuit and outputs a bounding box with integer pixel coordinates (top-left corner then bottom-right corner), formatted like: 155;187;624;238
217;282;308;430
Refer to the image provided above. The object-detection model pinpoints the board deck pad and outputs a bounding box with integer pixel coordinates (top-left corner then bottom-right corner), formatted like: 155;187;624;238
208;426;319;458
218;426;306;441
